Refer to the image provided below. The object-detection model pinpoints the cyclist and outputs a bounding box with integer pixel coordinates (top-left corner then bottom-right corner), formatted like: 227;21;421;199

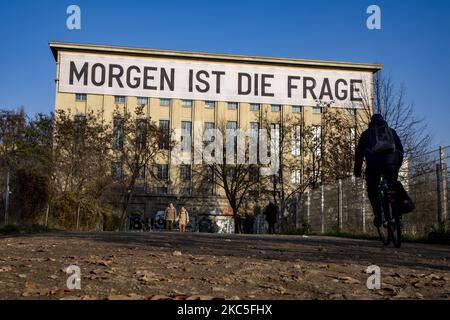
354;114;404;227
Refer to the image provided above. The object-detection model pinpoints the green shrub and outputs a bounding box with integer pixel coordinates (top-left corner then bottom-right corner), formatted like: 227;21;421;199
0;224;21;234
102;210;121;231
283;222;313;235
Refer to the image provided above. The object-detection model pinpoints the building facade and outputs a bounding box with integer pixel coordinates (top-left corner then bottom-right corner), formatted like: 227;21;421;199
49;41;381;231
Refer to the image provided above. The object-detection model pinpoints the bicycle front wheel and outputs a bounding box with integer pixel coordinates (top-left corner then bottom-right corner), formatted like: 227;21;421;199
377;222;390;246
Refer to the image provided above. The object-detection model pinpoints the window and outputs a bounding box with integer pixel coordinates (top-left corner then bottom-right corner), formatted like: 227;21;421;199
204;122;215;145
157;164;169;181
228;102;238;110
291;169;301;185
111;162;123;180
180;187;191;196
137;97;148;105
112;117;124;150
249;122;259;132
75;93;86;102
205;100;216;108
292;125;301;156
348;127;356;154
204;122;215;131
249;122;259;151
250;103;260;112
271;123;280;155
312;106;322;114
312;125;322;158
160;98;170;106
180;164;191;181
136;118;148;150
74;113;86;124
181;99;193;107
156;187;168;195
136;164;145;180
347;108;356;116
203;122;215;155
227;121;237;131
292;105;302;113
74;113;86;150
115;96;126;104
203;166;214;195
227;121;238;155
271;104;281;112
181;121;192;152
159;120;170;150
249;165;260;182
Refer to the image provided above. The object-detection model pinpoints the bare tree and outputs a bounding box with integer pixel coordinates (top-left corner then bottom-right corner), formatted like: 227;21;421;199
360;71;431;158
112;105;172;230
192;120;261;233
258;106;356;231
52;109;113;229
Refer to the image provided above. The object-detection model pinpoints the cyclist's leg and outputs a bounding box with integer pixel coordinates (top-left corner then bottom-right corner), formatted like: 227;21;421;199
365;171;383;226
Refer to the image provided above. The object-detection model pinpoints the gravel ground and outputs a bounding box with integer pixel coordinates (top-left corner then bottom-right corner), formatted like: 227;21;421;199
0;231;449;300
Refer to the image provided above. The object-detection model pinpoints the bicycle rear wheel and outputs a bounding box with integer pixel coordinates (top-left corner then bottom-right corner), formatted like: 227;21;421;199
391;216;402;248
378;190;391;246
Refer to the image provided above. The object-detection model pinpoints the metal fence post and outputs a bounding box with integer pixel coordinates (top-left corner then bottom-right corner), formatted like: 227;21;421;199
4;170;10;225
307;190;311;226
437;146;448;225
361;179;366;233
321;185;325;233
76;203;81;231
338;179;343;231
45;204;49;227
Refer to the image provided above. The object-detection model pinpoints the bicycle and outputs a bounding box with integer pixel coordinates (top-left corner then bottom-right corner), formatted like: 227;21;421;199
376;176;402;248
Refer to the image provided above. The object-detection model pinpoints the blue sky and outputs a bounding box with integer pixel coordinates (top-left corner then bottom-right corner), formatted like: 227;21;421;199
0;0;449;147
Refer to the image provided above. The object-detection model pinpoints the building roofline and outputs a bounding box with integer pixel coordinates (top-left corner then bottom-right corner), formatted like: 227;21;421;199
48;41;382;72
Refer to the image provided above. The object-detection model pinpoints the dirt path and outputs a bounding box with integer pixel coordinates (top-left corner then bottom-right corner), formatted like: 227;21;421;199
0;232;449;300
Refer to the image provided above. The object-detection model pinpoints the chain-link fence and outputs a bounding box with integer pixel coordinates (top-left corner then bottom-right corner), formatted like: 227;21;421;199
292;146;449;237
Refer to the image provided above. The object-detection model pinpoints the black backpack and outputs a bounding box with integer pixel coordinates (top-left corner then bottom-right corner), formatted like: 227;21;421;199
370;124;396;154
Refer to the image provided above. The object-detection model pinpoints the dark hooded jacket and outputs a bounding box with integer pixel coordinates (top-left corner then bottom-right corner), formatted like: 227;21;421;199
354;114;404;175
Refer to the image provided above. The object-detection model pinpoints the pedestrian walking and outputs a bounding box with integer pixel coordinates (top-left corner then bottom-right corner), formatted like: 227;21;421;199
264;200;278;234
178;206;189;232
164;203;177;231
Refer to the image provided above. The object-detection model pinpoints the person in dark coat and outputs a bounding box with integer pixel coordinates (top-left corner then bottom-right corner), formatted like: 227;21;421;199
264;201;278;234
354;114;404;227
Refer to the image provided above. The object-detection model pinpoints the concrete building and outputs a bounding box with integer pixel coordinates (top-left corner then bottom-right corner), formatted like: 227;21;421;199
49;41;381;231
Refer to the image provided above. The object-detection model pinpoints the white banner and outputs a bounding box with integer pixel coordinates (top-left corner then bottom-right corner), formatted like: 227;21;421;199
59;52;371;107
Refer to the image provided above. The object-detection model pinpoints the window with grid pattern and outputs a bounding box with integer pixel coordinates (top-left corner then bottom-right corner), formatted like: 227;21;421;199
181;99;193;107
157;164;169;180
180;164;191;181
160;98;170;106
292;105;302;113
205;100;216;108
228;102;238;110
250;103;260;112
115;96;125;104
271;104;281;112
75;93;86;102
137;97;148;105
159;119;170;150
